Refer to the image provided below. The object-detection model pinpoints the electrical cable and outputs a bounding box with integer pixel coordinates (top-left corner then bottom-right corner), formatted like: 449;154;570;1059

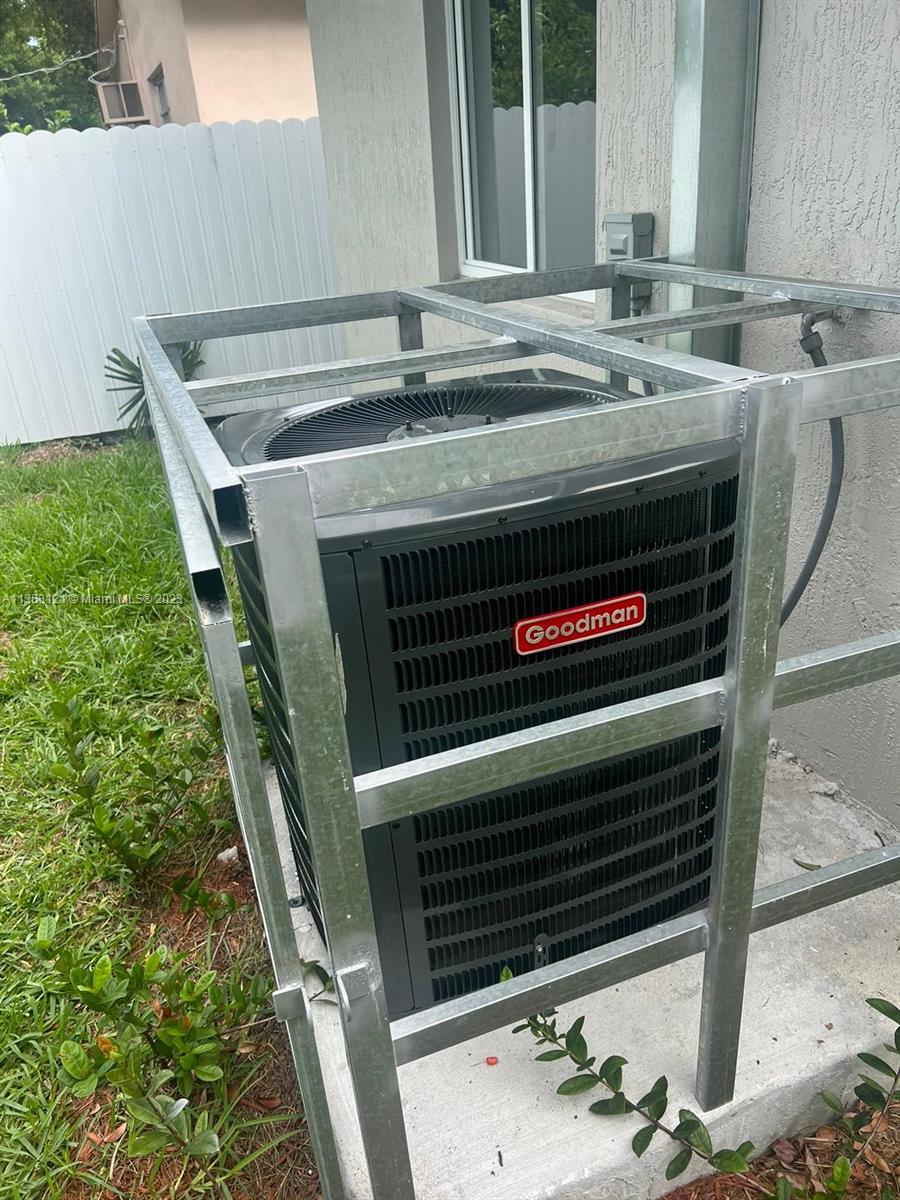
779;312;845;626
0;43;113;84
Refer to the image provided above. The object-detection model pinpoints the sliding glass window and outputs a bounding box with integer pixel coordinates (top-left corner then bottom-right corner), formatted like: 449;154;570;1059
454;0;597;272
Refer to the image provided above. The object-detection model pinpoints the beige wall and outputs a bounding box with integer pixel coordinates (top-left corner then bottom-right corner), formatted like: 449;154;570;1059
595;0;674;323
742;0;900;817
118;0;200;125
115;0;316;126
183;0;317;123
305;0;456;366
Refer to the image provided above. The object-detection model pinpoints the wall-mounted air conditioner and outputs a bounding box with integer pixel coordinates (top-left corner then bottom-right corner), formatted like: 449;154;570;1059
96;80;148;127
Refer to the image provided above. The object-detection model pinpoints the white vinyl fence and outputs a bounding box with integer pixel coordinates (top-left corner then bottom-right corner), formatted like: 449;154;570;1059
489;102;596;269
0;119;343;444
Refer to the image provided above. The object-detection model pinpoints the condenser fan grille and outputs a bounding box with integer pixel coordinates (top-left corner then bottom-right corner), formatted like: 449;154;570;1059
262;383;609;459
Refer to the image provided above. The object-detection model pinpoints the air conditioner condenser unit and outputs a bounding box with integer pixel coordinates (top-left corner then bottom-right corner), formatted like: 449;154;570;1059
214;370;739;1017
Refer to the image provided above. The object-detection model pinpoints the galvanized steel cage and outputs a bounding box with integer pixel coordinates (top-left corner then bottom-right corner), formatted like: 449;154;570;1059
136;258;900;1200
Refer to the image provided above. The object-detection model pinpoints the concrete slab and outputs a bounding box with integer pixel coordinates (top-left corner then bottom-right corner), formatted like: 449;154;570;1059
272;753;900;1200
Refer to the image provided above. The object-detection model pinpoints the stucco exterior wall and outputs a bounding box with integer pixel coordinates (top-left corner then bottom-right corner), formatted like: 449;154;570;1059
595;1;675;322
115;0;316;126
742;0;900;818
118;0;200;125
183;0;317;123
592;0;899;818
305;0;447;365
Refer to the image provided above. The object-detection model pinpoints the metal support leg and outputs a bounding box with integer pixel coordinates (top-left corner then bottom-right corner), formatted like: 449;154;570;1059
245;468;416;1200
398;305;426;386
204;624;348;1200
607;278;631;391
695;377;801;1110
148;393;346;1197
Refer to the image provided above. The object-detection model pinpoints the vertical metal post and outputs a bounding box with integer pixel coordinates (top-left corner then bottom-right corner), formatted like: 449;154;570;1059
607;277;631;391
398;305;426;386
695;376;801;1110
148;395;347;1198
667;0;761;362
245;468;416;1200
203;624;348;1200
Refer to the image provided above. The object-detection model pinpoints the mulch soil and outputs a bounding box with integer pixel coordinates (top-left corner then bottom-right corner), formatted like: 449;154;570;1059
665;1102;898;1199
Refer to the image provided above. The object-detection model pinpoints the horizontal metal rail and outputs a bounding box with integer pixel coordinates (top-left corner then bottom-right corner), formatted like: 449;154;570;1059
752;845;900;929
144;389;229;624
188;337;534;407
601;298;817;339
433;262;622;301
148;289;404;344
356;629;900;830
619;261;900;314
390;843;900;1065
400;286;752;389
796;354;900;423
355;681;725;829
152;262;651;346
264;384;741;518
187;299;818;408
774;630;900;708
136;319;247;544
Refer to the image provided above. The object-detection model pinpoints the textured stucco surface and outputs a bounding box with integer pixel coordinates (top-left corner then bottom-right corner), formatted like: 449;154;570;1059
305;0;598;380
593;0;899;819
743;0;900;822
118;0;200;125
306;0;443;363
595;0;675;323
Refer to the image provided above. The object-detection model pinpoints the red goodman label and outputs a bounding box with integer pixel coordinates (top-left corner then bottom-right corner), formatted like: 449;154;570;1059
513;593;647;656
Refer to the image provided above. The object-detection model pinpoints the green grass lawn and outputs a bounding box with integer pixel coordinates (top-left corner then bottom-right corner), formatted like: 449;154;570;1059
0;440;312;1200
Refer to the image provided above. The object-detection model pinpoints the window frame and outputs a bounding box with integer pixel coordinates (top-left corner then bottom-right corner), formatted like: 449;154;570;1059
447;0;597;297
95;79;148;126
148;65;172;125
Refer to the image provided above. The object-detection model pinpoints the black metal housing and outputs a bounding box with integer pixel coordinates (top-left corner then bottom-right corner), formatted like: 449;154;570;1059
216;372;739;1016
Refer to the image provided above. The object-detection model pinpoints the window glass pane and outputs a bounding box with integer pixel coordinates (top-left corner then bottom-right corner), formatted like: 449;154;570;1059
121;82;143;119
463;0;528;267
101;83;125;121
532;0;597;269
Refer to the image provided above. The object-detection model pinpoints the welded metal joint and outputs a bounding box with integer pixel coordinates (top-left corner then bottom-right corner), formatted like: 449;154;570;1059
273;980;312;1024
334;963;374;1022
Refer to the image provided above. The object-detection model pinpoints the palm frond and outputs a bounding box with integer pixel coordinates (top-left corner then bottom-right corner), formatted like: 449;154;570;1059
104;341;205;435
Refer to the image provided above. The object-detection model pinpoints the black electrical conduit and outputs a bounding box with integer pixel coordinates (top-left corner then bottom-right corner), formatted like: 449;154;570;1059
630;304;843;625
779;312;844;627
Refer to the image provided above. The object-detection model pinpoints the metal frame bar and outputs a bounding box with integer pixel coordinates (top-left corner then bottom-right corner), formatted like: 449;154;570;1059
139;259;900;1200
185;299;813;410
620;260;900;314
694;376;801;1107
666;0;761;363
146;390;347;1198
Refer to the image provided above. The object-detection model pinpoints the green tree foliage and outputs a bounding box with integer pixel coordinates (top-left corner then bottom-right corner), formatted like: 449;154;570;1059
0;0;103;132
488;0;596;110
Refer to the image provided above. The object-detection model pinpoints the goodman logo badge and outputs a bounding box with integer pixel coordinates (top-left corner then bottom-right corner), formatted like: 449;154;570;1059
513;592;647;656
